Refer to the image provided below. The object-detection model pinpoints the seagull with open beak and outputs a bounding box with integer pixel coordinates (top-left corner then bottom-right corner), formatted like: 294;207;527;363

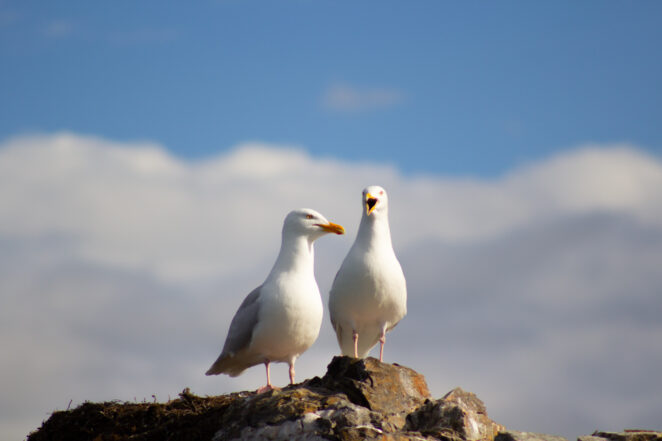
328;185;407;361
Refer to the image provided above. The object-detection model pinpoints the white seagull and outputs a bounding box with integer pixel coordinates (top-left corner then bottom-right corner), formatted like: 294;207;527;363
328;185;407;361
206;208;344;392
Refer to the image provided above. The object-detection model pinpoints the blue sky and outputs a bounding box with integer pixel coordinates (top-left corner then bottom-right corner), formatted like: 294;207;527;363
2;3;662;439
1;1;661;175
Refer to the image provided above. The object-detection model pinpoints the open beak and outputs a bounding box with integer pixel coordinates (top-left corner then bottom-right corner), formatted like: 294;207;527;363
366;193;378;216
316;221;345;235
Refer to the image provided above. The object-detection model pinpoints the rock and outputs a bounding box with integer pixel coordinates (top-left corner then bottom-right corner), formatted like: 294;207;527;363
585;431;662;441
210;386;345;440
27;389;239;441
212;356;432;440
496;430;568;441
578;436;609;441
406;387;505;441
26;357;661;441
317;356;431;429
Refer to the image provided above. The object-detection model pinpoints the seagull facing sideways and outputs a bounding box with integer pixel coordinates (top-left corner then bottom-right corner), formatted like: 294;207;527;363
206;208;344;393
328;185;407;361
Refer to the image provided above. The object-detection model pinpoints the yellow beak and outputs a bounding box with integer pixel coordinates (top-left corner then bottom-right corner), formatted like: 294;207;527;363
366;193;378;216
316;221;345;235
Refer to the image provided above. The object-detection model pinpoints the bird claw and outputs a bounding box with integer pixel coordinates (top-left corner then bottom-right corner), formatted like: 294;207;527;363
256;384;279;394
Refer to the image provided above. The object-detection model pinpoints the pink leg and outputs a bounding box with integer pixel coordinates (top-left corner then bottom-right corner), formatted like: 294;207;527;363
379;326;387;362
288;363;295;385
352;330;359;358
256;360;275;394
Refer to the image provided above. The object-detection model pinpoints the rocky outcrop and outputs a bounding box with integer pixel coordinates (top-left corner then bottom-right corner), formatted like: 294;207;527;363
27;356;660;441
406;388;505;441
579;432;662;441
497;431;573;441
197;356;442;440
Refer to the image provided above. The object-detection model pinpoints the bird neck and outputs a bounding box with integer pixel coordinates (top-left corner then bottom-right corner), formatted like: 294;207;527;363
357;214;393;250
269;234;315;277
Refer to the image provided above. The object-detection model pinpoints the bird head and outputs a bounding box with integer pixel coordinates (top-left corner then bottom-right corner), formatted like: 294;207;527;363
283;208;345;239
363;185;389;217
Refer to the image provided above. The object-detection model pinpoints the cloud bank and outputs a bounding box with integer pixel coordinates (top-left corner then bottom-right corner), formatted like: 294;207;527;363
1;133;661;439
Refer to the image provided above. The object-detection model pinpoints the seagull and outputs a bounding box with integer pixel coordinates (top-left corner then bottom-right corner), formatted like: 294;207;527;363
206;208;344;393
328;185;407;361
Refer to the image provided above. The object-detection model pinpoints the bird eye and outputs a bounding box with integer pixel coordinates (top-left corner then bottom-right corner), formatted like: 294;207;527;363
306;214;314;219
380;190;384;195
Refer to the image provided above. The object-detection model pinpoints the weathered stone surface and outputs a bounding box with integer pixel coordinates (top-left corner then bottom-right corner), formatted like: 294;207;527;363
210;356;433;440
406;387;505;441
28;357;436;441
210;386;345;440
578;436;610;441
316;356;431;428
27;388;239;441
26;357;661;441
495;430;568;441
587;431;662;441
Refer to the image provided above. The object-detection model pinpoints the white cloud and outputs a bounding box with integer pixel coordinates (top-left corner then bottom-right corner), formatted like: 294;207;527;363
1;133;661;440
396;213;662;435
321;83;406;112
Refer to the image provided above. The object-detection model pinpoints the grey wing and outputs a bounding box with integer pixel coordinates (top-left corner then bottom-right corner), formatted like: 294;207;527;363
220;285;262;357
